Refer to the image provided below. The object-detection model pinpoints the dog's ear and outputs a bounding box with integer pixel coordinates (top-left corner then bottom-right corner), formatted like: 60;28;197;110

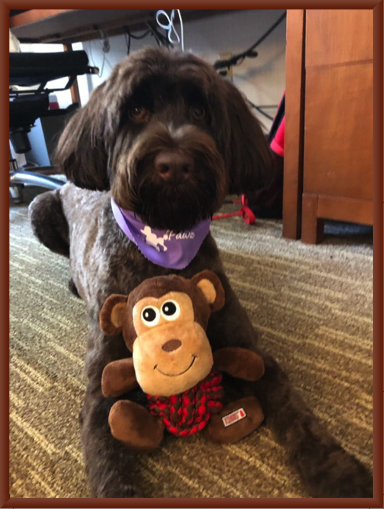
54;83;110;191
100;294;128;335
221;79;274;194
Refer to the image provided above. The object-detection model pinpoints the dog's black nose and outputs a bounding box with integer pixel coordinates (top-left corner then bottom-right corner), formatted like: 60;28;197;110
155;151;194;182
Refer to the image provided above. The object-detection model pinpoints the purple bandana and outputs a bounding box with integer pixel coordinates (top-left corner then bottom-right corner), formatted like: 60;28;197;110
111;198;211;270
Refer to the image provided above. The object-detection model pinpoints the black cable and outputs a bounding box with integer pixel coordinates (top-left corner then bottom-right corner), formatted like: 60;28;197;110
215;51;258;70
127;28;152;40
214;11;286;70
146;22;173;48
244;12;287;55
248;100;274;121
146;25;161;46
124;32;131;55
145;22;161;46
123;26;160;53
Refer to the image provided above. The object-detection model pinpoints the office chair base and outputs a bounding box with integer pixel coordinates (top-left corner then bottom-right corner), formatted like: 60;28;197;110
9;183;24;204
10;170;64;191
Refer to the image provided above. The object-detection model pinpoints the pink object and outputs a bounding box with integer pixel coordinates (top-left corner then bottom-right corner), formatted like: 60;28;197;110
270;116;285;157
49;94;60;110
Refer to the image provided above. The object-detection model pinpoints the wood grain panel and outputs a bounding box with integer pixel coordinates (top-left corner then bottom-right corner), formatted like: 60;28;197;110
283;10;305;240
302;193;372;244
301;194;324;244
304;62;373;201
306;10;373;67
9;9;72;28
317;195;373;224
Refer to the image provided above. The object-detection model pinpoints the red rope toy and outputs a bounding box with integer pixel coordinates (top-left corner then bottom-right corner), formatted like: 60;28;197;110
212;195;255;225
147;371;223;436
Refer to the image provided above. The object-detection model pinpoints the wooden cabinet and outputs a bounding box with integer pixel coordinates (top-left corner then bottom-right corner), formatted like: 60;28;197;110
283;10;373;243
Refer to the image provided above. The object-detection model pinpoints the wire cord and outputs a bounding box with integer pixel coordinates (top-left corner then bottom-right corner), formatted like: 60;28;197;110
214;11;286;70
156;9;184;51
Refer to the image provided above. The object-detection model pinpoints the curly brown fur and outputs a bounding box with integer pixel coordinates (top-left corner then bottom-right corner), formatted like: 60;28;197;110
54;48;272;232
29;48;372;498
28;188;69;257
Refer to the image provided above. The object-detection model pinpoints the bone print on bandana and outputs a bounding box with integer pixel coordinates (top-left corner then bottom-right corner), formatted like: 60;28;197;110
111;198;211;270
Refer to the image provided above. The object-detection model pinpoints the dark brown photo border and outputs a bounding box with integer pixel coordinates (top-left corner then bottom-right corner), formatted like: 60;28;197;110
2;1;382;508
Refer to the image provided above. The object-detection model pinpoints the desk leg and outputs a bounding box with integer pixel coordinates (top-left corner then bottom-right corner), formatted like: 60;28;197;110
64;43;82;106
301;193;324;244
283;9;306;240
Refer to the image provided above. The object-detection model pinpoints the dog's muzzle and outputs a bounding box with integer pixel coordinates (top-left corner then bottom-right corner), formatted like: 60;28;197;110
154;150;194;183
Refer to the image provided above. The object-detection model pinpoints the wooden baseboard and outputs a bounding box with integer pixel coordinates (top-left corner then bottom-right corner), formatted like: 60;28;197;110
301;193;373;244
316;194;373;225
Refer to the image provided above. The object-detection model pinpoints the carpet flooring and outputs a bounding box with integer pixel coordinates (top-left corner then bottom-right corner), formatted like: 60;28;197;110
9;188;373;499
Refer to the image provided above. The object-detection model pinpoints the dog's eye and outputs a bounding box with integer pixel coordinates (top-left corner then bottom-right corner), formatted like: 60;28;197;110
141;306;160;326
129;106;151;123
191;105;205;120
161;300;180;321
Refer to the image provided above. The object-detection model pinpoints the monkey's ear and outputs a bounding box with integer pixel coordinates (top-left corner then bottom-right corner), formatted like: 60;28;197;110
191;270;225;312
100;294;128;335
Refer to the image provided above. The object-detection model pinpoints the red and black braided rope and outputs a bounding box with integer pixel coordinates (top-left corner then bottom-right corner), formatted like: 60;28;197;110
146;371;224;436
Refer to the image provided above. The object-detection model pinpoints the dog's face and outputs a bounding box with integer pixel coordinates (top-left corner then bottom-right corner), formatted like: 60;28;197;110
56;48;272;232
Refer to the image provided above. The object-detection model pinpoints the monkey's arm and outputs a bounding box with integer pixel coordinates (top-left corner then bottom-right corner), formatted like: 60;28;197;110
102;358;138;397
213;347;264;381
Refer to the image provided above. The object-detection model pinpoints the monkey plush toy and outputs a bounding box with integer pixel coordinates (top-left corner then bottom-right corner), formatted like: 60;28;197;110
100;270;265;452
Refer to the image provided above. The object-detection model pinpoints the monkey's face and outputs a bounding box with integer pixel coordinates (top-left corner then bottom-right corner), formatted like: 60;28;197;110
99;270;225;397
132;292;213;396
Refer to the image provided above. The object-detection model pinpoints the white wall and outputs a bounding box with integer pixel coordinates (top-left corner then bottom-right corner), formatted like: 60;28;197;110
76;10;286;132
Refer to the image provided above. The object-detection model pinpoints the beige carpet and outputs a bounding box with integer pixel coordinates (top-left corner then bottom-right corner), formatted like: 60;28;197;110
9;189;373;498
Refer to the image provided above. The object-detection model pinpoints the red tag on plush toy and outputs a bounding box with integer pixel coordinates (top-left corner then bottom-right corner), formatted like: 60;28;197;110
222;408;247;427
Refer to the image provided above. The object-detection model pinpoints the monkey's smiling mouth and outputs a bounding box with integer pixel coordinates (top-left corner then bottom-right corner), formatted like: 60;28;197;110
154;355;196;377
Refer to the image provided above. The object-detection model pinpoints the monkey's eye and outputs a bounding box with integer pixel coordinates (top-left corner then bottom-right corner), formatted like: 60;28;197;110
161;300;180;321
129;105;151;123
141;306;160;326
191;105;205;120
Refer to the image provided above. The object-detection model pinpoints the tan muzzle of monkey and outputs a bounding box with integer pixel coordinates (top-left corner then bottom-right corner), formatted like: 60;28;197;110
132;321;214;396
